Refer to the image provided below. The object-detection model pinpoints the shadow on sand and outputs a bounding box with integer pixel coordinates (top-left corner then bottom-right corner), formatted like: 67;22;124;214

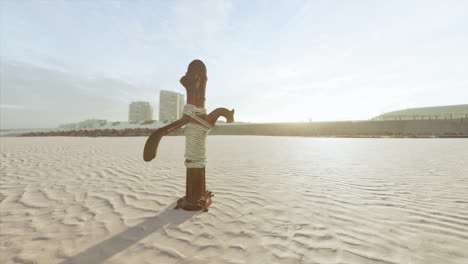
59;203;198;264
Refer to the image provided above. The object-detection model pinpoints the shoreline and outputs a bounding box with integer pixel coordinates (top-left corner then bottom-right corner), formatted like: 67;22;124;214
3;119;467;138
5;131;468;139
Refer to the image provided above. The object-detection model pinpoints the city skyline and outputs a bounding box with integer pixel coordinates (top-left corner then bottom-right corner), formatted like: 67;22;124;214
1;1;468;129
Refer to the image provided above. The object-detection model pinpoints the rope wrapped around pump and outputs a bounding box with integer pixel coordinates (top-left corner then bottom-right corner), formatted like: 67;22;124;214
183;104;213;168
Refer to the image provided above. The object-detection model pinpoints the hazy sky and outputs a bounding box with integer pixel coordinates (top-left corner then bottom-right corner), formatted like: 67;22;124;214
1;0;467;129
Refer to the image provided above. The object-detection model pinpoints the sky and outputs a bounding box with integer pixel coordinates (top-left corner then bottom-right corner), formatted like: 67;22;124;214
1;0;467;129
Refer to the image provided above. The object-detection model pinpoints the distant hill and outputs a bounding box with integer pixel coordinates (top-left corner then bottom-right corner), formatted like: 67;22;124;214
0;60;138;129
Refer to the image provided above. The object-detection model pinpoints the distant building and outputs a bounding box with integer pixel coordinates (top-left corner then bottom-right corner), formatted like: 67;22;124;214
159;90;185;122
129;101;153;122
372;104;468;121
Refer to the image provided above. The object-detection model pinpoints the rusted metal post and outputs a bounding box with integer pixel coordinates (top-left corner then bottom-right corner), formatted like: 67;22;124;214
143;60;235;212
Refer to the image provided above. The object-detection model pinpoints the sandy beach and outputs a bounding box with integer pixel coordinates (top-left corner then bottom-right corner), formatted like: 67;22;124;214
1;136;467;264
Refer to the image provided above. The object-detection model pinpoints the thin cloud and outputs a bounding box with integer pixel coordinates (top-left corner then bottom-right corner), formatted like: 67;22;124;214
1;0;467;127
0;104;26;109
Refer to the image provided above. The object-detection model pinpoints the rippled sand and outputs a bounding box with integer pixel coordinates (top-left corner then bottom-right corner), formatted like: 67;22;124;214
1;136;467;264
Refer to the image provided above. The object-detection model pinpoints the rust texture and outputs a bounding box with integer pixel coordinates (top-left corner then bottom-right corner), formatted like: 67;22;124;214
144;60;234;211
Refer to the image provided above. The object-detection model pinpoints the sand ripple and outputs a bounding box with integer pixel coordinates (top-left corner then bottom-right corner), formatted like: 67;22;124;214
1;136;467;264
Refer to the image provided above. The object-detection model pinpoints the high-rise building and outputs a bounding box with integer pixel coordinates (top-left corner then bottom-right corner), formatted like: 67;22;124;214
159;90;185;122
129;101;153;122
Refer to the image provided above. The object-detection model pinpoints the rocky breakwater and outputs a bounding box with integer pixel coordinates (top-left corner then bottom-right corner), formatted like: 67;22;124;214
21;128;183;137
